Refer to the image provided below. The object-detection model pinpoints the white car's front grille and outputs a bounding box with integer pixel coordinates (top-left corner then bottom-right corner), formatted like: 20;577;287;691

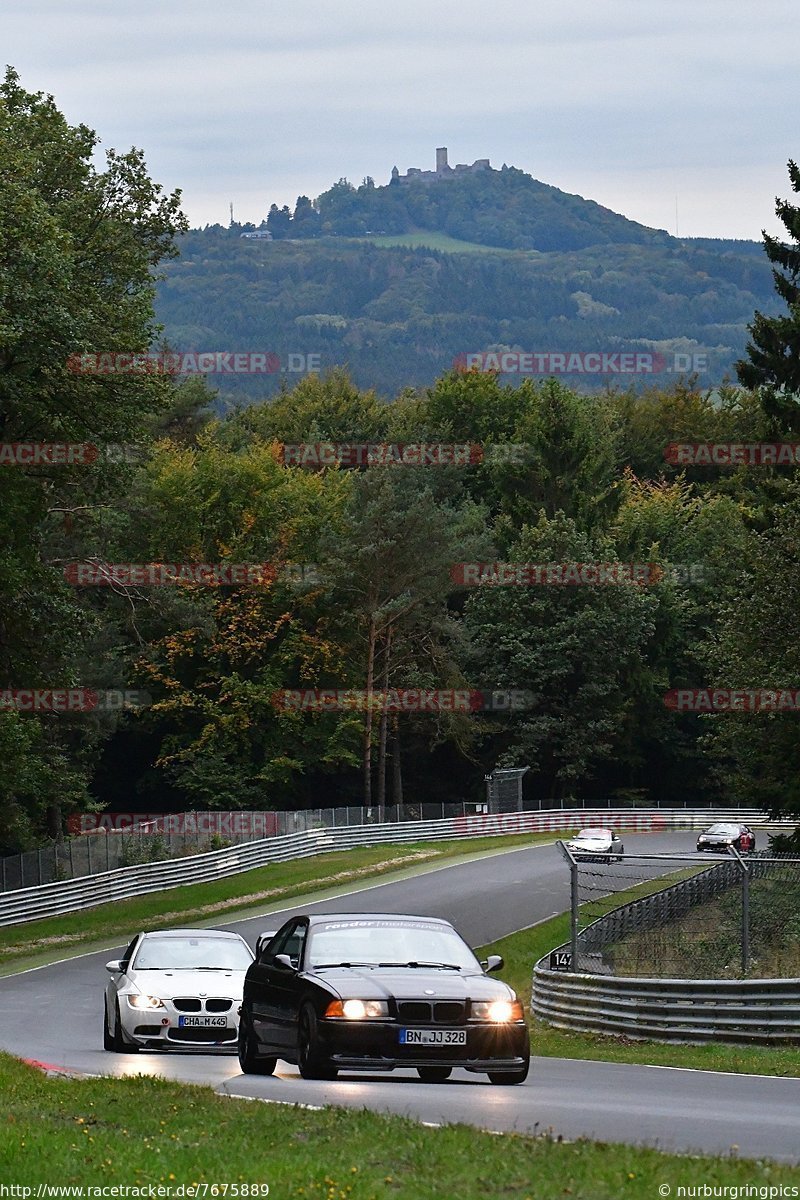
173;997;234;1013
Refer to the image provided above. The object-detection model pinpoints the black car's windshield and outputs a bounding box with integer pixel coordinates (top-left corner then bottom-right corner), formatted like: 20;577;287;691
132;936;253;971
307;920;479;971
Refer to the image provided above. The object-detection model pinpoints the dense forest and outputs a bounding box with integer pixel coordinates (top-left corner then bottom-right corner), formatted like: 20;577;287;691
3;69;800;853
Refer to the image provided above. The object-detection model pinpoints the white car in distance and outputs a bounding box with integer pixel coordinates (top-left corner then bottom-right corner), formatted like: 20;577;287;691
564;827;625;862
104;928;254;1053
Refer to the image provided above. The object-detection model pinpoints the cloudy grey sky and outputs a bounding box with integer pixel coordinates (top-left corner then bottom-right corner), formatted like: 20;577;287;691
4;0;798;239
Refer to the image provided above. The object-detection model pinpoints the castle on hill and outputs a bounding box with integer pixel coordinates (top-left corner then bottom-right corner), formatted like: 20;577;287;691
390;147;492;185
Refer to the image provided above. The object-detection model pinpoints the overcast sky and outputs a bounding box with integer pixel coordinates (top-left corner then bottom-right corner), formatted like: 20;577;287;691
4;0;798;240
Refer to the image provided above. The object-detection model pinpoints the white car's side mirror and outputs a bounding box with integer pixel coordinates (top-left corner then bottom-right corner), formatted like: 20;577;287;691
105;960;124;974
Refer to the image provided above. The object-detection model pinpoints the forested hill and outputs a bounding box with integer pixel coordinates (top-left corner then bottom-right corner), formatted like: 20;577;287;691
264;166;675;252
153;162;776;402
155;227;776;402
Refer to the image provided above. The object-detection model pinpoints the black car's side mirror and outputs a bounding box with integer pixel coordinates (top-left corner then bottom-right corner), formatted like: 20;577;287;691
481;954;504;973
274;953;297;970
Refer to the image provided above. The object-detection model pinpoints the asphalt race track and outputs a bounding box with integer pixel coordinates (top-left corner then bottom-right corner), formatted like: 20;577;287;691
2;830;799;1163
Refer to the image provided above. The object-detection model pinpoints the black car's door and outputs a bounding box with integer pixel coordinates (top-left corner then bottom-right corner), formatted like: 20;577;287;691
250;919;308;1055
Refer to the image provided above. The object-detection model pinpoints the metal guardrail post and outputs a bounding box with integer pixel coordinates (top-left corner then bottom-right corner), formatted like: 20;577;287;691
731;847;751;974
556;840;579;971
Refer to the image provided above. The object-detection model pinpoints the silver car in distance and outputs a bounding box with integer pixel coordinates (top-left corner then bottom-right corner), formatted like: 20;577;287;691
103;928;254;1053
564;827;625;862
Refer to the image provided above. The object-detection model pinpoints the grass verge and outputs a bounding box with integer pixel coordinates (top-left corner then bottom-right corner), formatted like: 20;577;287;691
0;833;553;975
477;916;800;1078
2;1053;798;1194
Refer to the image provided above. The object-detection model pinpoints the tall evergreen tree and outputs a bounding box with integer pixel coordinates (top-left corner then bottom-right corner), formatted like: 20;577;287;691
737;160;800;432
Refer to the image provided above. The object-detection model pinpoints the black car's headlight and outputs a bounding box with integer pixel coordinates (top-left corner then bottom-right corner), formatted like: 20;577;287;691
470;999;524;1023
324;999;390;1020
127;994;165;1010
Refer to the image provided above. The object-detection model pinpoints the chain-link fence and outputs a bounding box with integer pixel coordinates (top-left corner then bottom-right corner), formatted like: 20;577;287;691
0;796;779;893
557;843;800;979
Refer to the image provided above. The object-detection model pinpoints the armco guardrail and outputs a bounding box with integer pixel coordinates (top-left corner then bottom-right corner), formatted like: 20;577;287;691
0;807;773;927
531;963;800;1043
3;795;760;892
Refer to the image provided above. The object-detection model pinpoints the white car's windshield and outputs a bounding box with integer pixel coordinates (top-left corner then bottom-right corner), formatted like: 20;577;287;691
575;829;611;839
307;920;480;971
133;937;252;971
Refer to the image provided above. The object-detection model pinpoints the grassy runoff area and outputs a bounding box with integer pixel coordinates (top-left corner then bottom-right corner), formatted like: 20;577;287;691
2;1054;799;1196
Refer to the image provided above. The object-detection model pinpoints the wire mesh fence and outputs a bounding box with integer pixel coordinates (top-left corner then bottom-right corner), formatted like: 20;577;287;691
559;844;800;979
0;797;780;893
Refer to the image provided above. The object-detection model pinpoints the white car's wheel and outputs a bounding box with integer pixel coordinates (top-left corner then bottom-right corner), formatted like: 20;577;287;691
113;1000;139;1054
103;1002;114;1051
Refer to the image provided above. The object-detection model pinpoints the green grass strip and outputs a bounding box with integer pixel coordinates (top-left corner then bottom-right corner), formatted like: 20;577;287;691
2;1053;798;1193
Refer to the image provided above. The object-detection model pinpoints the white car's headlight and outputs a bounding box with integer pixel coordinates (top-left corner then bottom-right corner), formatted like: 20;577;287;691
128;994;165;1010
471;999;524;1022
324;999;389;1019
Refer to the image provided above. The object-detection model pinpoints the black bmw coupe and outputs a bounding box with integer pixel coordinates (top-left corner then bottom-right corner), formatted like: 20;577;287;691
238;913;530;1084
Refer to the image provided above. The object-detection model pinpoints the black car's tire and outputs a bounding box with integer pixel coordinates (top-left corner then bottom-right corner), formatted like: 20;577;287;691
297;1004;338;1080
237;1018;277;1076
113;1001;138;1053
417;1066;452;1082
488;1055;530;1085
103;1003;114;1051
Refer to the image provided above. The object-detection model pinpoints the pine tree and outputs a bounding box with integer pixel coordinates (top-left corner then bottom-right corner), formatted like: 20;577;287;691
736;160;800;431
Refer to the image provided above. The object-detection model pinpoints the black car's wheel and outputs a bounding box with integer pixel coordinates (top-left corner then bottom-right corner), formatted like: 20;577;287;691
487;1056;530;1085
113;1001;138;1053
237;1017;277;1076
417;1066;452;1083
103;1002;114;1051
297;1004;338;1080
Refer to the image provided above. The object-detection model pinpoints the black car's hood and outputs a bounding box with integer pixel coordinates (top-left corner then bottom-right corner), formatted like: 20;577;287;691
306;966;515;1002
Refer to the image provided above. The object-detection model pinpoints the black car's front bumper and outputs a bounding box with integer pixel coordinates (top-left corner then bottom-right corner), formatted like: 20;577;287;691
318;1019;530;1073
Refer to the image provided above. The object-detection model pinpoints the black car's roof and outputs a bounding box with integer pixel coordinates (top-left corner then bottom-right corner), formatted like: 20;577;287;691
304;913;452;927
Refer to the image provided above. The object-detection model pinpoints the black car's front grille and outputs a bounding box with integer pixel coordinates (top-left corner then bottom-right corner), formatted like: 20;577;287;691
397;1000;466;1024
173;998;202;1012
433;1001;463;1023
